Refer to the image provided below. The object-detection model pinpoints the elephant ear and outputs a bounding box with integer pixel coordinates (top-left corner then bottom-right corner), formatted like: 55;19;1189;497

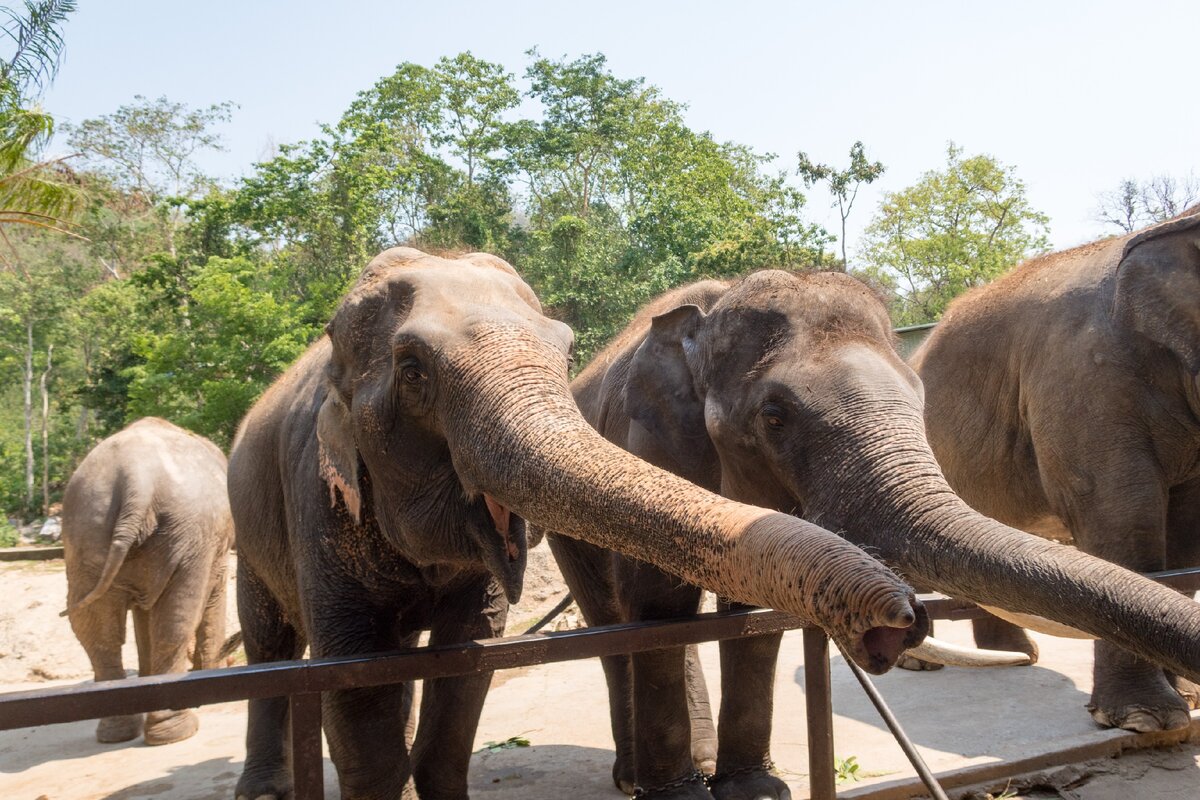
316;389;362;524
1113;210;1200;374
625;305;717;484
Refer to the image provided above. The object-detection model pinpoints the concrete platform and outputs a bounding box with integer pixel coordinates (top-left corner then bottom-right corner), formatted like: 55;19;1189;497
3;618;1199;799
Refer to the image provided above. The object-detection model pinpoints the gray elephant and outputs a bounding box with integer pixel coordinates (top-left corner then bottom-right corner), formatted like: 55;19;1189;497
228;247;926;800
913;206;1200;732
549;268;1200;800
61;416;233;745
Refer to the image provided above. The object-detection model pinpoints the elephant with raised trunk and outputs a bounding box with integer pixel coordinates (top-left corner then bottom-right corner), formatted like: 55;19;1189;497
550;268;1200;800
228;248;925;800
914;206;1200;733
62;417;233;746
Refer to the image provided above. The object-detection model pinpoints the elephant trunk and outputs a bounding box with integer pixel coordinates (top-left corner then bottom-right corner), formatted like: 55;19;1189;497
443;327;926;674
808;399;1200;683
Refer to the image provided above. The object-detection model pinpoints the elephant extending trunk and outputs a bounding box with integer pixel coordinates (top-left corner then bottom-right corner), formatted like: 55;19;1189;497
445;327;927;673
810;398;1200;683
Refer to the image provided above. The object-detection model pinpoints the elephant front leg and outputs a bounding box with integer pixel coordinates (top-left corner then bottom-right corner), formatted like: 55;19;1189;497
322;683;416;799
1089;641;1192;732
68;591;143;743
236;561;306;800
624;564;709;800
708;601;788;800
411;575;508;800
548;534;637;792
1067;463;1189;732
1166;478;1200;710
971;614;1039;664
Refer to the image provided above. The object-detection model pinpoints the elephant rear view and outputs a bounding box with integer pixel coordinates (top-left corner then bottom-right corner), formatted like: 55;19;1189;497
62;416;234;745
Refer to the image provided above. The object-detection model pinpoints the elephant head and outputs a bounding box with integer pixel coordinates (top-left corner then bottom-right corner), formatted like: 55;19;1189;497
624;269;1200;680
308;248;924;671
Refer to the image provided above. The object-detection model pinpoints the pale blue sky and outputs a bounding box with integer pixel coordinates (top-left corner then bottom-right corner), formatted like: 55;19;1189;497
38;0;1199;255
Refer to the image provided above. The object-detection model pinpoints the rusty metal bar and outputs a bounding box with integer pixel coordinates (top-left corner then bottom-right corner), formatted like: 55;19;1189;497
804;628;837;800
842;653;950;800
289;692;324;800
0;607;804;730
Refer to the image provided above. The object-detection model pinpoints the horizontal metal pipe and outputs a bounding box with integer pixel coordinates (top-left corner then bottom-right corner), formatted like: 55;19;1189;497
3;568;1198;732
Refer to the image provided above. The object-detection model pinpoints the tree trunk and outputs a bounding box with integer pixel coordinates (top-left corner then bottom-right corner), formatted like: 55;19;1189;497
23;316;34;516
40;343;53;517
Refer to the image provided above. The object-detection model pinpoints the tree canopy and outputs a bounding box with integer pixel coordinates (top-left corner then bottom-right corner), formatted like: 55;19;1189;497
858;143;1050;325
0;49;840;520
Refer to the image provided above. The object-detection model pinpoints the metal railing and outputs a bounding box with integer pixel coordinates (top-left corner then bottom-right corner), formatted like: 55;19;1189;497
3;568;1199;800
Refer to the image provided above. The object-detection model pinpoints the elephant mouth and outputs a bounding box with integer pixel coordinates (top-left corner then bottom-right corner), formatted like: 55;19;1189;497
843;597;930;674
471;493;528;604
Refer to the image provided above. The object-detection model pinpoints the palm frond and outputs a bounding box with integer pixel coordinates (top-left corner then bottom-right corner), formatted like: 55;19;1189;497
0;0;77;96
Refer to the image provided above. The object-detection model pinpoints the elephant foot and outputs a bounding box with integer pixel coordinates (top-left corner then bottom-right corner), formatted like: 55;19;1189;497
95;713;143;743
1088;681;1191;732
709;767;790;800
1168;672;1200;710
144;708;199;745
896;652;943;672
973;619;1039;665
612;753;636;795
235;767;293;800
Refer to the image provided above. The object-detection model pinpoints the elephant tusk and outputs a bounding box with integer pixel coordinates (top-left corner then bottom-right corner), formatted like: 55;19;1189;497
906;636;1033;667
978;605;1097;639
483;493;518;562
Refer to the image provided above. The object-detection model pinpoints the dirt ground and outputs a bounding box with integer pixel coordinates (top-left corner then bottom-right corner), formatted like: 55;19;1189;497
0;543;576;685
3;547;1200;800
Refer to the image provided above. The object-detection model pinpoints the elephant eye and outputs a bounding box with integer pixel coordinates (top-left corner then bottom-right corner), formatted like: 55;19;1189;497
761;403;786;431
399;359;426;385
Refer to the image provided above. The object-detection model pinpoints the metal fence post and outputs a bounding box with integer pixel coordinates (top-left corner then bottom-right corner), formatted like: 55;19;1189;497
804;628;836;800
290;692;324;800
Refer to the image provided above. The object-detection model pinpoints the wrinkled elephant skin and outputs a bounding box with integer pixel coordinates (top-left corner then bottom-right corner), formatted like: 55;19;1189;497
553;263;1200;796
228;248;924;800
916;205;1200;732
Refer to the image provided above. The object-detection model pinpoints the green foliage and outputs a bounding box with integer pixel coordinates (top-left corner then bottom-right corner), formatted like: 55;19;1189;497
797;141;885;269
506;51;828;360
0;49;857;517
834;755;862;784
0;0;75;96
477;735;532;753
858;143;1050;325
0;516;17;547
0;0;80;232
125;256;319;447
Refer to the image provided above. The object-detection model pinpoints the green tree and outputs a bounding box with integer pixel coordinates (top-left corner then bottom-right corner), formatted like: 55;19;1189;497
125;256;318;446
797;141;885;270
859;143;1050;325
0;228;95;517
0;0;79;235
67;95;235;259
508;51;828;358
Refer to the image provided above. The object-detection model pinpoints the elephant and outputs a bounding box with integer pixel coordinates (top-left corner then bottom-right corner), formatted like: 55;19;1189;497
913;205;1200;733
549;267;1200;800
61;416;234;746
227;247;928;800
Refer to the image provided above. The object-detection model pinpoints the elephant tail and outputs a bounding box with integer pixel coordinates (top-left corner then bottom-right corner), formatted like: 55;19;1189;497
60;506;154;617
216;630;243;662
